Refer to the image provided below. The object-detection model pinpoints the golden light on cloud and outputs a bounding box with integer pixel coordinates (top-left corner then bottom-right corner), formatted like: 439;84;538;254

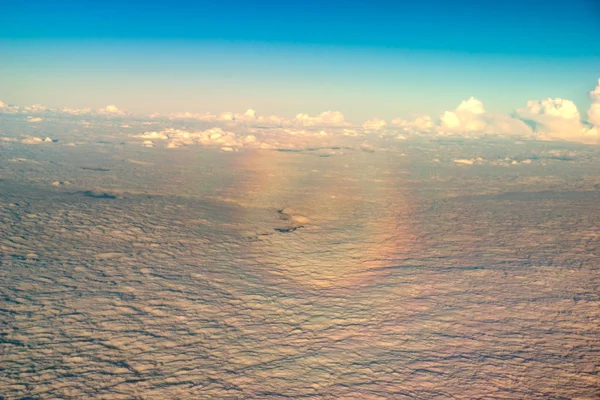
220;150;422;290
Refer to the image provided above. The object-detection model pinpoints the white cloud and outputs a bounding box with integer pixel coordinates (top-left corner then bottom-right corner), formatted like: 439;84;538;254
520;98;580;119
293;111;348;126
590;78;600;103
98;104;126;116
60;104;127;117
241;108;257;121
19;136;53;144
589;104;600;126
362;118;387;130
282;128;309;136
0;102;23;114
588;79;600;126
484;113;533;135
256;114;287;125
228;109;270;123
343;128;360;136
217;111;235;121
515;98;597;142
453;159;475;165
217;109;259;122
61;107;94;115
440;97;487;132
167;108;285;125
168;111;216;121
437;97;531;136
439;110;462;129
4;77;600;147
391;115;435;132
456;97;486;114
243;134;257;143
131;123;363;152
21;136;44;144
453;157;485;165
136;131;170;140
22;104;49;113
134;127;257;149
0;102;47;114
281;128;330;137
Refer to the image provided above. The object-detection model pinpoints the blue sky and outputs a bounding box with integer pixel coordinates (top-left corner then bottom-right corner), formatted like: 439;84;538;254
1;0;599;121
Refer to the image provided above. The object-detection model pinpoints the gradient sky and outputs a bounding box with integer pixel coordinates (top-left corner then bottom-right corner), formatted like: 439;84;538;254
1;0;599;122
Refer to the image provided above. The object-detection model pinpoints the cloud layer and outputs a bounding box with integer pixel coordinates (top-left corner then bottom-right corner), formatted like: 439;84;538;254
2;78;599;146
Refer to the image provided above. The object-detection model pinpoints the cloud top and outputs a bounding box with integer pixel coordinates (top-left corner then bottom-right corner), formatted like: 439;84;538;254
294;111;348;127
2;78;600;146
515;97;597;143
362;118;387;131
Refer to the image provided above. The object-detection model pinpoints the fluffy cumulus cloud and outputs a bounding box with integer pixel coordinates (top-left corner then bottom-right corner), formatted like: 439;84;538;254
238;109;256;121
588;79;600;126
438;97;531;135
391;115;435;132
20;136;54;144
589;104;600;127
130;122;365;151
440;97;487;132
362;118;387;131
98;105;126;116
386;82;600;142
515;97;597;143
456;97;486;114
167;108;344;127
21;137;45;144
510;79;600;143
0;100;26;114
167;108;286;125
56;104;128;117
168;111;216;121
282;128;329;137
217;111;235;121
516;98;579;126
134;127;266;150
293;111;348;127
4;77;600;146
590;79;600;102
418;97;530;136
256;114;287;125
485;113;535;136
220;108;277;124
61;107;93;115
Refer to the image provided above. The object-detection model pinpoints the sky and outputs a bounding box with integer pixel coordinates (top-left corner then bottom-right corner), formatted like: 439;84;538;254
1;0;599;122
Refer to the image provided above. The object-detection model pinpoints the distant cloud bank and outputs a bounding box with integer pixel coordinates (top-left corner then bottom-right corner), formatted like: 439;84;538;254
1;78;599;147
